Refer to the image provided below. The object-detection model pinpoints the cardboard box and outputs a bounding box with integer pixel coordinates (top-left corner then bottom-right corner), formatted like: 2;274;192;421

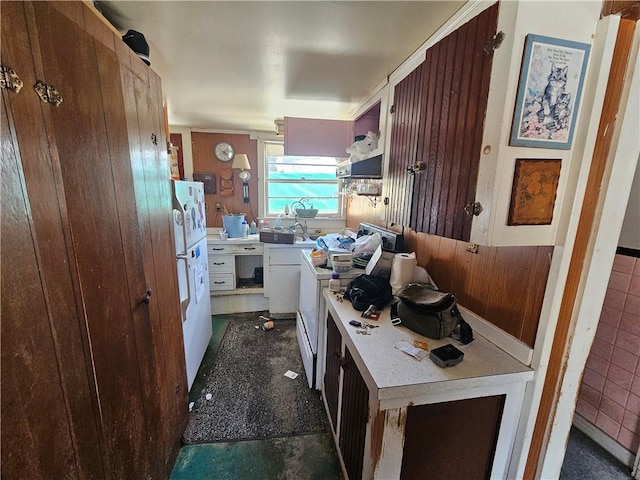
365;245;394;278
259;230;295;244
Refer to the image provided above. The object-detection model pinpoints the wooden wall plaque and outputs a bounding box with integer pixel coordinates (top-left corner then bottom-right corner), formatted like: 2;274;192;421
508;158;561;226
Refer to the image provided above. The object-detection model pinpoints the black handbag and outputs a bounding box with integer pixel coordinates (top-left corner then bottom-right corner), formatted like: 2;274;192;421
343;274;393;311
393;284;474;343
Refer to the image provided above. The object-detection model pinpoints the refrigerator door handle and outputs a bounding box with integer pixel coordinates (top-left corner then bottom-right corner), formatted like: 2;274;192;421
172;203;188;256
176;255;191;320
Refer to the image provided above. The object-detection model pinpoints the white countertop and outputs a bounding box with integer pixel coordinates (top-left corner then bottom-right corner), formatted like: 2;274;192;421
207;233;316;246
300;248;362;280
324;289;534;409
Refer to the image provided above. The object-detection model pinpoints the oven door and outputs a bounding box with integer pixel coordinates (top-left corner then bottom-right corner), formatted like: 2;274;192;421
299;256;320;353
296;311;315;388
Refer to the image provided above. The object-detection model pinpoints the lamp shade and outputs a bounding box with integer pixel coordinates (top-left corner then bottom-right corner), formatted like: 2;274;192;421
231;153;250;170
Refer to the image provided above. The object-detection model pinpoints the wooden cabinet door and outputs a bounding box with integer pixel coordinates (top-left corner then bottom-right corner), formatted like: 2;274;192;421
1;82;105;480
1;3;105;478
324;313;342;432
400;395;505;479
120;60;188;473
387;63;424;227
410;3;499;241
339;346;369;480
30;2;153;477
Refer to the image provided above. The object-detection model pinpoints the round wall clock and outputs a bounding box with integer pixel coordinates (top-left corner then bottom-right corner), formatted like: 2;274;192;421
214;141;234;162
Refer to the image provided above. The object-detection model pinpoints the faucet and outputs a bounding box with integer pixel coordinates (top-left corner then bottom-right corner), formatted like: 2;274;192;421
293;220;308;240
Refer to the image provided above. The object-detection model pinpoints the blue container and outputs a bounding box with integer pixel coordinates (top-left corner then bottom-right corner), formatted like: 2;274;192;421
222;214;246;238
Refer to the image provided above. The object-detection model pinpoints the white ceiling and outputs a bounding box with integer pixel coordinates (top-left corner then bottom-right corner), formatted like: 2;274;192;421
98;1;464;132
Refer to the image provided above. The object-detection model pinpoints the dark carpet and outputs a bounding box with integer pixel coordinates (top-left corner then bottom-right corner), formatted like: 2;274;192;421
182;319;328;444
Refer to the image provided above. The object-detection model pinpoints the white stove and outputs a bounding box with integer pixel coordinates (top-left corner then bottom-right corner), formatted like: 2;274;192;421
296;249;361;389
296;223;406;390
356;222;405;253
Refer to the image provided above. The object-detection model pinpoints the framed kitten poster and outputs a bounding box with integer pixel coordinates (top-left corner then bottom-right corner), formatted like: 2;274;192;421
510;34;590;149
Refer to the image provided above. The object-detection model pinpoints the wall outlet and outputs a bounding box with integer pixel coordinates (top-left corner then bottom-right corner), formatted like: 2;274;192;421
215;202;222;211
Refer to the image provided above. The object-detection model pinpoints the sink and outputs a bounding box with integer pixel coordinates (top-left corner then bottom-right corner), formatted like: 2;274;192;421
295;237;316;245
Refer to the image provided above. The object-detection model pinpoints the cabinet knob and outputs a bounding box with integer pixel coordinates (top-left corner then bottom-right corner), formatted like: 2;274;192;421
335;351;348;368
141;289;152;305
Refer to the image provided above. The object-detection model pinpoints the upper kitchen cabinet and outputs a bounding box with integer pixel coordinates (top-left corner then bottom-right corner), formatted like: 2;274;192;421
409;2;498;243
284;116;354;157
283;87;387;159
350;82;388;161
383;1;603;246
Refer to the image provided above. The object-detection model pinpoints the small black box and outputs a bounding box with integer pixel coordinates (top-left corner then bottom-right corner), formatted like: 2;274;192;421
429;344;464;368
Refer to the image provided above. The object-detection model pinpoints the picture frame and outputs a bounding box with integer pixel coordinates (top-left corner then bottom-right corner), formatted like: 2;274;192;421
510;34;590;150
193;173;217;194
508;158;561;226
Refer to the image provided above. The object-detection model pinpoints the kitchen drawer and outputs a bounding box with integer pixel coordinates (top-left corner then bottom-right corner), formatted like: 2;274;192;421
209;273;235;291
268;247;304;265
208;242;263;256
209;255;234;274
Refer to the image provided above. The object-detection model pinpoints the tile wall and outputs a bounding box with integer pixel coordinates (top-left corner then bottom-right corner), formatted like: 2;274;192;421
576;253;640;453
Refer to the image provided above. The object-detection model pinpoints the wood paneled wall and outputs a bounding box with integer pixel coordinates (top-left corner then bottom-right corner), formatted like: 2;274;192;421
347;207;552;346
190;132;258;228
405;229;552;347
345;3;550;348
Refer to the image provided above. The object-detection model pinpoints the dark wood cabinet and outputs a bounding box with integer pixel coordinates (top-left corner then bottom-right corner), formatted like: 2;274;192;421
325;312;342;432
386;63;423;228
324;313;370;480
400;396;506;479
386;3;499;242
339;346;369;480
1;2;187;478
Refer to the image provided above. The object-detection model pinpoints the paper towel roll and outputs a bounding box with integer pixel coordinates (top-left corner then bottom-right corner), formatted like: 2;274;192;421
390;252;416;295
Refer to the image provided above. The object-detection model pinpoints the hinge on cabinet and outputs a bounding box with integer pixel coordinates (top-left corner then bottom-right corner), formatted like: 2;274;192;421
484;31;505;54
34;80;62;106
406;161;425;175
390;104;396;114
0;66;23;93
464;201;483;216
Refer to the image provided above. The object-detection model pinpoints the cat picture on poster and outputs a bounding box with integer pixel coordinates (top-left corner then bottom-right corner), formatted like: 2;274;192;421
510;34;590;150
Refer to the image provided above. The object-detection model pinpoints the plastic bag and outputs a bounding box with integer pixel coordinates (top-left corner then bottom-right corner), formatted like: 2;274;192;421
351;233;382;256
345;131;379;162
315;231;356;251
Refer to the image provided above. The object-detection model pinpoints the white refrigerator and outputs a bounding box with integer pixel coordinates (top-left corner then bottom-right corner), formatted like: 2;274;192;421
172;180;212;390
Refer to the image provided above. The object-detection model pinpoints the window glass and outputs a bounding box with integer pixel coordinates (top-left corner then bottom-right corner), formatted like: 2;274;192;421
265;142;340;217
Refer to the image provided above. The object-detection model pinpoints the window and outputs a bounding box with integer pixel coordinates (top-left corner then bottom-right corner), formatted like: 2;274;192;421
264;141;341;217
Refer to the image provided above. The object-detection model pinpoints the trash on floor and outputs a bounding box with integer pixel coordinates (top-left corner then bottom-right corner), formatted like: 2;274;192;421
259;315;275;331
205;393;212;400
189;401;194;412
284;370;299;379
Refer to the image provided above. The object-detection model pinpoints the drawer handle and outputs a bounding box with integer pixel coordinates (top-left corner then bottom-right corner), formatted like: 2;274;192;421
244;247;256;250
213;281;227;284
212;247;225;251
212;262;226;265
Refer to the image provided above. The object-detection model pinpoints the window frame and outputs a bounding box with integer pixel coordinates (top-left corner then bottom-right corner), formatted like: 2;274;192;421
261;139;343;219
